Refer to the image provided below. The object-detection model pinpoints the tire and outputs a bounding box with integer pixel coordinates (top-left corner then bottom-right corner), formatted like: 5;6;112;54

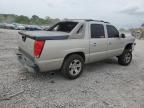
61;54;84;80
118;50;132;66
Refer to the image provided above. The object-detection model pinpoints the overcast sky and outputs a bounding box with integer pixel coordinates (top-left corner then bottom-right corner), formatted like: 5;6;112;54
0;0;144;28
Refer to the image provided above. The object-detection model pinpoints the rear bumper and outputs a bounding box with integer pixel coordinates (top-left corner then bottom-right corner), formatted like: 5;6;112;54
16;49;40;73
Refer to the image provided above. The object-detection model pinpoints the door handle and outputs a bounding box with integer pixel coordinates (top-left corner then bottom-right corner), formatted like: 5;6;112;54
93;43;97;46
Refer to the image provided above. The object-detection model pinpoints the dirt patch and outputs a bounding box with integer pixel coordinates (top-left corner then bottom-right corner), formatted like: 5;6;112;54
0;29;144;108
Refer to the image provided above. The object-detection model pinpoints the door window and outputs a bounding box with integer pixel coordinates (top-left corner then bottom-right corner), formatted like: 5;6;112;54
107;25;119;38
91;24;105;38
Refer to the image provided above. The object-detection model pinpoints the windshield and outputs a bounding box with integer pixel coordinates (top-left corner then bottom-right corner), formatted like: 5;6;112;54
48;21;78;33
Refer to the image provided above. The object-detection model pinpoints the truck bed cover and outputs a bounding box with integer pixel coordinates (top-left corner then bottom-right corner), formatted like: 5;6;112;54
19;31;69;40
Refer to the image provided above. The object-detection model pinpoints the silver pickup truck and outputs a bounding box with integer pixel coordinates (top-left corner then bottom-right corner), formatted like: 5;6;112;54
17;19;135;79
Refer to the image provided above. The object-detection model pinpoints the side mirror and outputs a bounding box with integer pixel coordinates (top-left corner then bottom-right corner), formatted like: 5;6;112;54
120;33;126;38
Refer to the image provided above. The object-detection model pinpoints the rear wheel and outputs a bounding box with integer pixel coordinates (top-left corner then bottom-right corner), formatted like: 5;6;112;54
61;54;84;80
118;50;132;66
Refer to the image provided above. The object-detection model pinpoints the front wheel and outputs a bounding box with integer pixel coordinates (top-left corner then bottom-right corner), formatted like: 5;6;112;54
61;54;84;80
118;50;132;66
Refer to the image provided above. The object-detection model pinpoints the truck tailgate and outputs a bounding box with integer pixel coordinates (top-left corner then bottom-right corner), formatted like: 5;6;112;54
18;34;35;57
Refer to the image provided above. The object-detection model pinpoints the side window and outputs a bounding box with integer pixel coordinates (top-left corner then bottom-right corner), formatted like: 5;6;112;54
53;25;59;31
77;25;84;34
107;25;119;38
91;24;105;38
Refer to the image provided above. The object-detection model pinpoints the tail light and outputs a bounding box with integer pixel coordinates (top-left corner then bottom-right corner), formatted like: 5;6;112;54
34;40;45;58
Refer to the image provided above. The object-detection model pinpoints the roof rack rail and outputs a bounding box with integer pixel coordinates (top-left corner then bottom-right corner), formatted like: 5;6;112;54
64;19;110;23
85;19;110;23
65;19;90;21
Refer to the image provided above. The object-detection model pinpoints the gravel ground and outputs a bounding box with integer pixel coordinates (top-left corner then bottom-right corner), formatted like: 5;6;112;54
0;29;144;108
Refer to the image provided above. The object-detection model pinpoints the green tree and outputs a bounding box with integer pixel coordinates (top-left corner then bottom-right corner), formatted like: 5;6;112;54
15;15;30;24
30;15;44;25
45;16;60;25
0;14;60;25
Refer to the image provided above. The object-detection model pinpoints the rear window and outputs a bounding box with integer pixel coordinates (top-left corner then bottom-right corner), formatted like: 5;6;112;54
48;22;78;33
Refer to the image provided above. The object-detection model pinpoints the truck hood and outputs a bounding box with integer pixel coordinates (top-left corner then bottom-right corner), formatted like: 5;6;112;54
125;33;135;39
124;33;136;42
19;31;69;40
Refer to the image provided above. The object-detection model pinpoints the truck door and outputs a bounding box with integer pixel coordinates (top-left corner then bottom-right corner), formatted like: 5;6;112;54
89;23;108;63
106;25;123;57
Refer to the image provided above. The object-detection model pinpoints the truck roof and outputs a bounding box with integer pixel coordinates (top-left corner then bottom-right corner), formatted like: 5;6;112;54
63;19;110;24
